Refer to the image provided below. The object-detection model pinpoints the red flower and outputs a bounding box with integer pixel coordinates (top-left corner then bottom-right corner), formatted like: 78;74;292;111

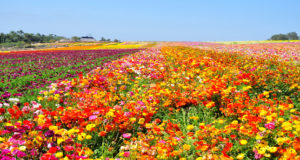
48;147;58;154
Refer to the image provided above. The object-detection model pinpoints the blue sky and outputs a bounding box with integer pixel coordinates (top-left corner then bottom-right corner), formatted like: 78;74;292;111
0;0;299;41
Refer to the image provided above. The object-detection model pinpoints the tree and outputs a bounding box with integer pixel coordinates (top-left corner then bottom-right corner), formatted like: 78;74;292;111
100;37;106;41
270;34;289;40
24;33;35;43
114;39;119;42
287;32;299;40
0;33;5;43
269;32;299;40
71;36;80;42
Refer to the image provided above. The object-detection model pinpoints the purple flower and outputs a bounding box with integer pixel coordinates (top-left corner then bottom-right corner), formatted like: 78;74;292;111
14;128;25;133
12;133;22;139
4;126;14;132
35;126;42;130
45;130;54;137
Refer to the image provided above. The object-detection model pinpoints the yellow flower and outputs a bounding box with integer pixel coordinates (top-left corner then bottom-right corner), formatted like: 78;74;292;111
0;137;5;141
240;139;247;145
186;125;194;130
78;134;86;141
205;101;215;108
130;117;136;123
266;115;273;122
231;120;238;125
86;135;92;140
282;121;292;130
63;156;70;160
278;117;284;123
49;125;58;131
263;91;269;97
258;148;266;154
256;134;263;140
242;86;251;91
276;137;284;145
57;138;64;145
145;123;152;129
260;110;267;116
264;153;271;158
189;116;199;120
236;153;245;160
268;147;277;153
19;146;26;151
183;144;191;151
55;152;63;158
218;119;224;124
86;124;96;131
138;118;145;124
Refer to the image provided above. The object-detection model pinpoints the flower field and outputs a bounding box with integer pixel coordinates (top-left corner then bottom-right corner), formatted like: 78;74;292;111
0;42;299;160
0;49;142;104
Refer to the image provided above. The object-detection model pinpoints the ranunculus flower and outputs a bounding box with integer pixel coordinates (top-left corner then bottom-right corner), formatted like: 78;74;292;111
45;130;54;137
89;115;97;120
123;151;130;157
122;133;131;139
264;122;275;130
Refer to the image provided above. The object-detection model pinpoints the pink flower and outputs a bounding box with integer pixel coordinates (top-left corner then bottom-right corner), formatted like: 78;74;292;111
158;140;166;144
250;67;257;72
264;122;275;130
124;112;131;117
89;115;97;120
122;133;131;139
254;150;263;159
64;145;74;152
123;151;130;157
114;105;122;110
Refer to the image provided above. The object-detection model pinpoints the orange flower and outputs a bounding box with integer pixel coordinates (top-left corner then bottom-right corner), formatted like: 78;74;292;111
99;131;107;137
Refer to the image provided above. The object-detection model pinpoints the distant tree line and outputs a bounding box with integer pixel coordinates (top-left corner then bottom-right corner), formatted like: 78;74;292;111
269;32;299;40
0;30;65;44
101;37;120;42
70;36;120;42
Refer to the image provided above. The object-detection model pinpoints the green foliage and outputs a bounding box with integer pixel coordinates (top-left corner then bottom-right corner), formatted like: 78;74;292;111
0;30;65;44
71;36;81;42
270;32;299;40
287;32;299;40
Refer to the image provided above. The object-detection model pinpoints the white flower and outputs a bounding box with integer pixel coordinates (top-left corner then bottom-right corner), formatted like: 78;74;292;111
9;98;20;103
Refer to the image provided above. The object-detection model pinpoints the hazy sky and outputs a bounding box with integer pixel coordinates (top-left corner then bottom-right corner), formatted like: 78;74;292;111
1;0;299;41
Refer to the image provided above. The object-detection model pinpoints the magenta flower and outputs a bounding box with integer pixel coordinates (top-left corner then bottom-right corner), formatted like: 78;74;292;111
122;133;131;139
264;122;275;130
254;150;263;159
123;151;130;157
89;115;97;120
158;140;166;144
